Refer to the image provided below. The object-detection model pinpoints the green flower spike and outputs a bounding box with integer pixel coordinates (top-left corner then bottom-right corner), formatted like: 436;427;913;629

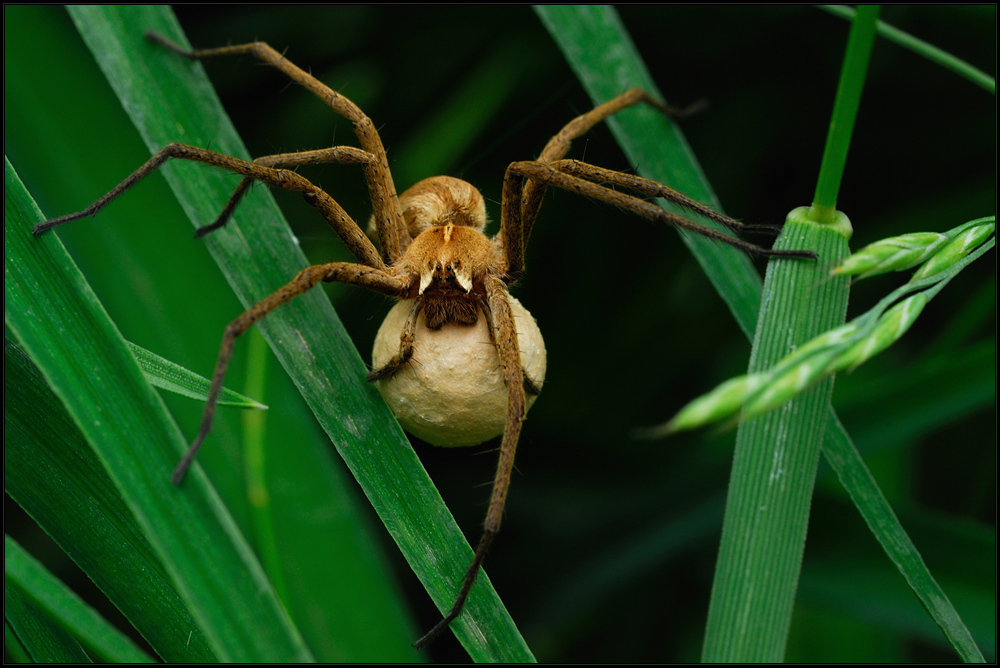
912;218;995;281
833;292;929;371
652;375;763;436
833;232;948;279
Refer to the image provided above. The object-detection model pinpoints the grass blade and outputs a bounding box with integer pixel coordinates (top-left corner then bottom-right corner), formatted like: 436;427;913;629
701;8;872;658
4;576;90;663
702;212;852;660
820;5;996;93
4;535;154;663
822;415;986;662
127;341;267;409
812;5;880;216
4;336;217;662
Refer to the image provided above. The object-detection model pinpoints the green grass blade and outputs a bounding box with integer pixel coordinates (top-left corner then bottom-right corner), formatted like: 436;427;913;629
821;415;986;662
4;536;154;663
4;336;217;662
127;341;267;409
702;211;852;661
5;157;312;661
820;5;996;93
4;577;90;663
812;5;880;216
55;5;529;660
699;13;880;658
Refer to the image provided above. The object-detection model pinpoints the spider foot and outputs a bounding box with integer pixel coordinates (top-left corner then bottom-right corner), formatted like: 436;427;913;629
366;353;412;383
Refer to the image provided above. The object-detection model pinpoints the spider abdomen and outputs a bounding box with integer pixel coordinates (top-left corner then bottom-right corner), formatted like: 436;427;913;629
371;296;546;447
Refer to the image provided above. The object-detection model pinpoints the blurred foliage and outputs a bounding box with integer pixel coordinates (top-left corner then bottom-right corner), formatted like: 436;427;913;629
5;5;994;663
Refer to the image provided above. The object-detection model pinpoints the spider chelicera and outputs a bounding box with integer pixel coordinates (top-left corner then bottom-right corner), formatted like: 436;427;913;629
33;32;816;648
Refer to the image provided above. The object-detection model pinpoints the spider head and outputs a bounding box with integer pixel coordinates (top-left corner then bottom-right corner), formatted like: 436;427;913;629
401;223;494;296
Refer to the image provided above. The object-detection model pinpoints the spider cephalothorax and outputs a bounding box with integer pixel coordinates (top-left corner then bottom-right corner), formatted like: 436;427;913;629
33;32;815;649
386;176;499;327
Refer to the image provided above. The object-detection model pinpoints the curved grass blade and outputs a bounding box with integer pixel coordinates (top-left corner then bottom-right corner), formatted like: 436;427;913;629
820;5;996;93
127;341;266;409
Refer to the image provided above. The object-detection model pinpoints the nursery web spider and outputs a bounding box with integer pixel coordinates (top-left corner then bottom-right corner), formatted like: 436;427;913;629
33;32;816;648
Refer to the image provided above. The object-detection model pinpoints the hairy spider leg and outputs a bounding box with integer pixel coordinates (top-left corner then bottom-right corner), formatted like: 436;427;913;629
366;300;422;382
145;32;409;263
513;88;669;272
31;144;386;270
412;274;527;649
195;146;373;238
30;139;418;484
506;160;818;260
175;262;408;483
545;160;787;236
503;88;815;279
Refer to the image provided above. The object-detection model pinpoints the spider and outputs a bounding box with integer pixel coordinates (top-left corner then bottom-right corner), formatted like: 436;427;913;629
33;32;816;648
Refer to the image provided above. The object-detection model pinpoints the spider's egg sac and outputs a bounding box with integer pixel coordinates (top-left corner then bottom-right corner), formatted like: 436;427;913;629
371;296;546;447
